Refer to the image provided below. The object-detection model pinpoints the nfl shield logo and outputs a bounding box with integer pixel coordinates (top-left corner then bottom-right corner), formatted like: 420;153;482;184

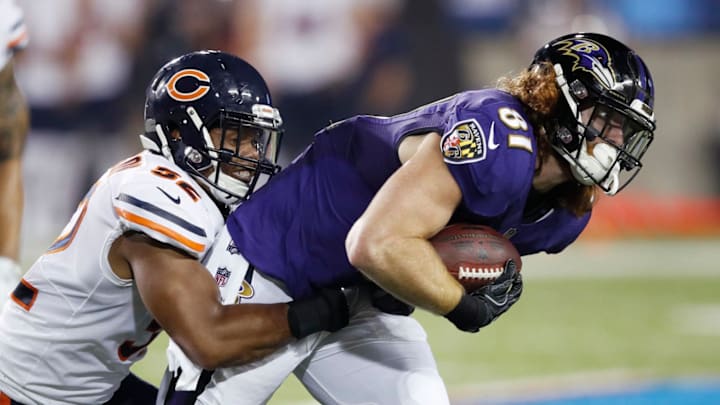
215;267;231;287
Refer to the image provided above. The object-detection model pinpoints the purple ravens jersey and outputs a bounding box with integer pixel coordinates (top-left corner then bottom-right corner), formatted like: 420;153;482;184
227;89;590;299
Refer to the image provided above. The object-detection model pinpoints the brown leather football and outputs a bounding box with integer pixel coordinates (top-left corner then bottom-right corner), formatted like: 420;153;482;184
430;223;522;291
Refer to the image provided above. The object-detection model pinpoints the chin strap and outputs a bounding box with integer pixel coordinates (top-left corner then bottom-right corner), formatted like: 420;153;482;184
554;140;621;196
205;168;249;206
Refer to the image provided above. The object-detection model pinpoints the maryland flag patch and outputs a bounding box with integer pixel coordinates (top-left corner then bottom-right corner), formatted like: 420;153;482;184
441;119;486;164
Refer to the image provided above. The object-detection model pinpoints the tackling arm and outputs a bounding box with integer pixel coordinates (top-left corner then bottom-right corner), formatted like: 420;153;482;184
345;133;465;315
114;233;345;370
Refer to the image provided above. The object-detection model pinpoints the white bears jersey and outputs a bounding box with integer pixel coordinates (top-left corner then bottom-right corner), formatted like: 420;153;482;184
0;151;224;405
0;0;27;69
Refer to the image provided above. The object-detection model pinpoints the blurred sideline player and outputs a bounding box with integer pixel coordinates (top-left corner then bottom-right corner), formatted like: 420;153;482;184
0;51;349;404
0;0;29;306
160;33;656;404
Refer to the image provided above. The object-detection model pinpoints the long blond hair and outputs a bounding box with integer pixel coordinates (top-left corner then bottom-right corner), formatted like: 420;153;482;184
496;62;596;216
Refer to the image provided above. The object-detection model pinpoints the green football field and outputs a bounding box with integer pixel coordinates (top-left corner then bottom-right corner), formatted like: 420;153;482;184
132;239;720;404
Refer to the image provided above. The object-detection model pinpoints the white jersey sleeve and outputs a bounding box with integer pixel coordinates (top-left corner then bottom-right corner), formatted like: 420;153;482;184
110;156;222;258
0;0;28;69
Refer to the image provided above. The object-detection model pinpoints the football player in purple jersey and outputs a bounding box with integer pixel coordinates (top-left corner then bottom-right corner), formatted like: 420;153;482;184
160;32;656;405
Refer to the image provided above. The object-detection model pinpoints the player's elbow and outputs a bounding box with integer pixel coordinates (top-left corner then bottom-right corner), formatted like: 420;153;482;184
171;307;284;369
345;223;387;277
184;338;276;370
174;335;227;370
179;338;255;370
187;347;224;370
167;317;233;369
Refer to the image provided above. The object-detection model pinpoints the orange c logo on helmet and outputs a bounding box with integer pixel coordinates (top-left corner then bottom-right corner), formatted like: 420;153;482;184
166;69;210;102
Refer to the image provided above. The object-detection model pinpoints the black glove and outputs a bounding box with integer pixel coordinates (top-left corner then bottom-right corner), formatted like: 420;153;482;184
370;286;415;316
443;259;523;333
287;288;350;339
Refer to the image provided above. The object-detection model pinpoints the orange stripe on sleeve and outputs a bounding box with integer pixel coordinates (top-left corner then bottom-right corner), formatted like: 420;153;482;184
7;30;27;49
0;391;14;405
46;200;90;254
114;207;205;253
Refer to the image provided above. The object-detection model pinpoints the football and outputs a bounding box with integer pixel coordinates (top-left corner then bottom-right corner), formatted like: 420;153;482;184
430;223;522;291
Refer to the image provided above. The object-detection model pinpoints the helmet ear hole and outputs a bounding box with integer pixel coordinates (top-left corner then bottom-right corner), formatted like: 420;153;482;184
569;80;588;100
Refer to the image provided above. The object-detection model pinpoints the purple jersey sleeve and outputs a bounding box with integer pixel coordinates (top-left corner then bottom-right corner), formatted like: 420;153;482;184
441;95;536;219
512;209;591;255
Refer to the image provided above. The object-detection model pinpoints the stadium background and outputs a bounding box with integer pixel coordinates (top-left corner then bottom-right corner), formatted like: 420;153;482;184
12;0;720;403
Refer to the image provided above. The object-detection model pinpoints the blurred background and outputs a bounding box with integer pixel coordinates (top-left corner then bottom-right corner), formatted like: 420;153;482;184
13;0;720;253
11;0;720;403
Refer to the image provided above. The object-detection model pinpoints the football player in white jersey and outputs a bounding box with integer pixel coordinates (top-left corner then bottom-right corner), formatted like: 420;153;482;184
0;0;29;306
0;51;349;405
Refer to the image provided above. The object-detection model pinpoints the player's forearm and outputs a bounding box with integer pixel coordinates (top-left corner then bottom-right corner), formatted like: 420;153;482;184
0;64;27;260
347;234;463;315
174;302;294;369
0;63;29;162
346;131;464;314
171;289;349;369
127;235;295;370
0;160;23;259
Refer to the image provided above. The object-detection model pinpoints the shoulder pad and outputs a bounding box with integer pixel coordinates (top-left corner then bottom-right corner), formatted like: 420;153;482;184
111;160;222;258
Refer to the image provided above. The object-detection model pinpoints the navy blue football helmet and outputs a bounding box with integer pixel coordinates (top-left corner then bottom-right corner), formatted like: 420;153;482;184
141;50;283;205
533;33;656;195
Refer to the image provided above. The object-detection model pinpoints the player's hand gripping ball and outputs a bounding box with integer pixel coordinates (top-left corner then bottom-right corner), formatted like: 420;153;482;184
430;223;522;291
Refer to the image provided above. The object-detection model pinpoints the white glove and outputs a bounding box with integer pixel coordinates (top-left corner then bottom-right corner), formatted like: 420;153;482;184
0;257;22;306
